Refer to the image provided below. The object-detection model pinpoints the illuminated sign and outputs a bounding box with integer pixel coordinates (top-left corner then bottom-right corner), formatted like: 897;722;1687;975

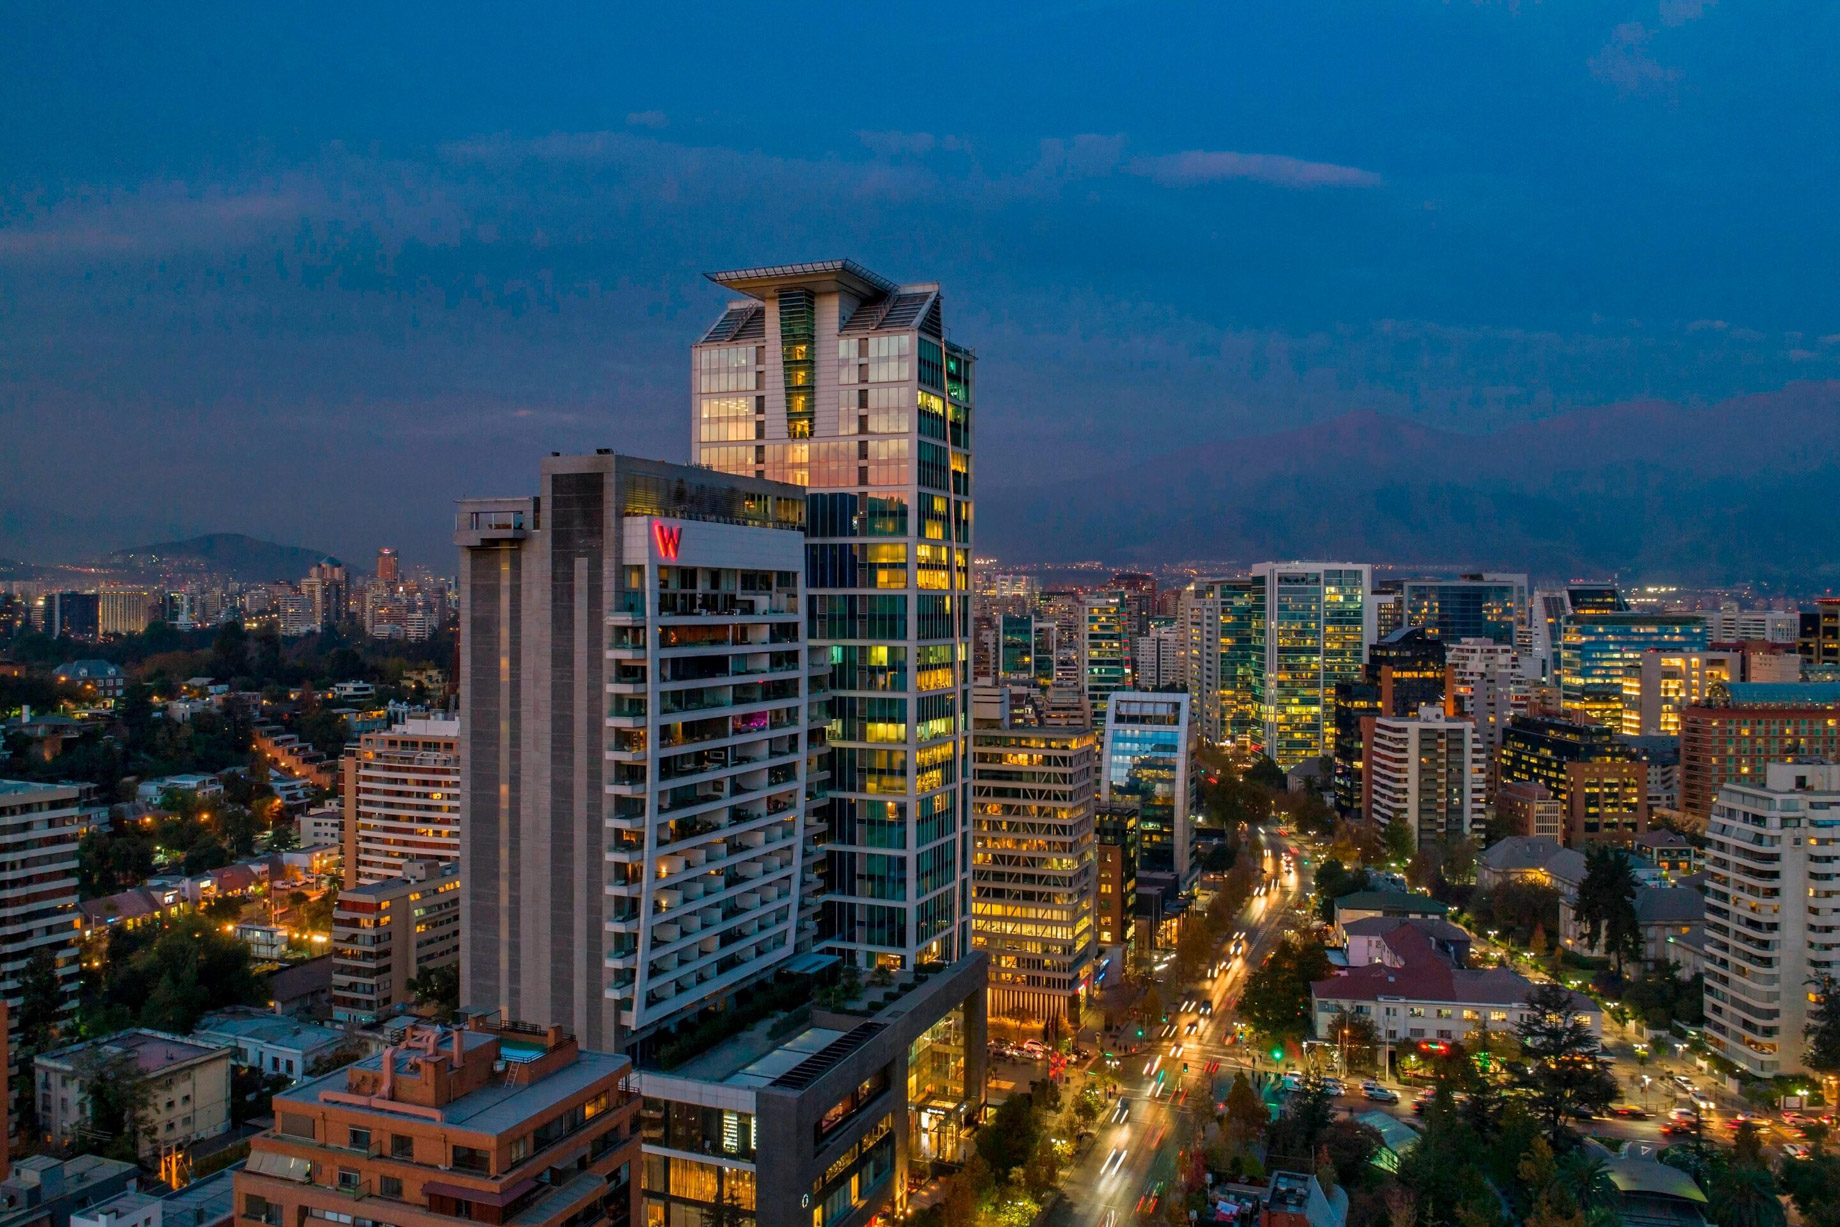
652;521;682;560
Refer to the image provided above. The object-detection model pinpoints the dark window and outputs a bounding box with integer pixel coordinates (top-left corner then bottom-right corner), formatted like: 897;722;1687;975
391;1134;414;1160
379;1176;403;1199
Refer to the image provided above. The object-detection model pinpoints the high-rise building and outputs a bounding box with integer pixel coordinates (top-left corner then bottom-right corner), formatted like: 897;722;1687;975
330;859;460;1024
1709;605;1796;645
1094;802;1138;964
1101;694;1194;888
28;592;99;641
1401;574;1528;646
1444;638;1525;798
1619;650;1740;737
1702;761;1840;1076
1799;599;1840;671
456;454;815;1050
968;692;1097;1022
375;547;400;583
301;559;349;629
1530;585;1628;683
340;714;461;885
1559;613;1708;726
1369;583;1404;641
1329;627;1445;817
1498;716;1648;847
1254;563;1372;769
1363;707;1484;849
1181;578;1263;749
1081;592;1132;718
1;781;81;1096
691;261;974;973
97;587;161;637
1133;623;1183;691
1680;682;1840;823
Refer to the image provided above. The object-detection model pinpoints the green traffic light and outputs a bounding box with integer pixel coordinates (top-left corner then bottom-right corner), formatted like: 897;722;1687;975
1270;1046;1284;1061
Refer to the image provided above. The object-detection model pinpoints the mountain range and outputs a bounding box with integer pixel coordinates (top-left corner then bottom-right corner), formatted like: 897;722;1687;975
978;381;1840;587
98;533;334;584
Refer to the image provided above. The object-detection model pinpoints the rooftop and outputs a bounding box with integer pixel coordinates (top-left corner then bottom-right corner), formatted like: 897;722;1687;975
1704;682;1840;708
1334;890;1450;916
1316;923;1596;1014
195;1011;347;1052
1480;835;1563;872
1633;887;1705;925
40;1029;229;1074
705;260;900;301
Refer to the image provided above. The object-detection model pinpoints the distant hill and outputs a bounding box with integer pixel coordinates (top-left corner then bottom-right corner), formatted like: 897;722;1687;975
977;381;1840;587
99;533;334;583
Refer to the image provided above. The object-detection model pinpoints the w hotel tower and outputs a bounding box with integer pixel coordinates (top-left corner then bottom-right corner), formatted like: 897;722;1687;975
692;261;975;973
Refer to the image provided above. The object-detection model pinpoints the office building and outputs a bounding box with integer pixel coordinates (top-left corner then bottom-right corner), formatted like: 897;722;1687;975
97;588;161;638
35;1030;231;1159
330;859;460;1025
456;454;818;1050
375;547;400;583
1101;694;1194;887
1709;606;1797;645
1702;761;1840;1076
691;260;974;975
340;714;461;886
1559;613;1708;727
1132;623;1183;690
234;1019;642;1227
1;782;81;1095
28;593;99;642
1179;578;1261;747
1497;716;1648;847
1364;707;1484;849
968;694;1097;1022
1081;592;1132;718
1094;803;1138;962
1680;682;1840;822
1329;627;1445;817
1496;780;1562;840
1619;650;1739;737
1402;574;1528;646
1369;584;1404;641
1444;637;1524;797
1801;599;1840;671
633;955;986;1227
1255;563;1373;768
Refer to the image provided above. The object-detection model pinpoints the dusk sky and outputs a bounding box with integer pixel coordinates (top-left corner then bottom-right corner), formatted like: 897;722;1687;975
4;1;1837;568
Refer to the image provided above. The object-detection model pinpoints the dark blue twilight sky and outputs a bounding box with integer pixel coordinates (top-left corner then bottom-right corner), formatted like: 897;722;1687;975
2;1;1836;566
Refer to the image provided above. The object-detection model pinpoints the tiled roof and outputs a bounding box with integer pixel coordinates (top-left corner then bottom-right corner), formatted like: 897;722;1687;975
1634;887;1704;925
1480;836;1563;872
1335;890;1449;915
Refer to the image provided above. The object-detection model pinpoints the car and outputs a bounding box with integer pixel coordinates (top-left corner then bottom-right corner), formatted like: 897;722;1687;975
1725;1114;1759;1132
1610;1106;1651;1120
1363;1084;1400;1103
1321;1078;1346;1097
1200;1001;1213;1016
1412;1090;1438;1115
1186;1021;1200;1036
1668;1107;1700;1123
1662;1122;1697;1139
1782;1110;1812;1127
1784;1143;1811;1160
1022;1040;1047;1057
1671;1074;1697;1090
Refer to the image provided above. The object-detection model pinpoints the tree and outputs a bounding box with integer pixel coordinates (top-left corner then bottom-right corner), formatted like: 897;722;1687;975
1241;935;1334;1046
1518;1137;1587;1227
1574;845;1641;973
1708;1162;1786;1227
408;963;461;1021
1247;756;1287;790
1807;974;1840;1075
1174;919;1214;983
18;947;65;1053
976;1091;1039;1179
1514;982;1619;1143
1383;819;1415;865
1323;1009;1380;1074
1139;984;1165;1030
1223;1073;1269;1148
77;1046;153;1161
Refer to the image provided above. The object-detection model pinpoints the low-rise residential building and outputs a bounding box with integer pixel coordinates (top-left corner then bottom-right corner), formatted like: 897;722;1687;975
35;1030;233;1159
1476;835;1566;890
233;1019;642;1227
296;805;341;850
1632;829;1701;883
1312;921;1602;1049
1341;916;1471;969
194;1009;349;1083
634;953;987;1227
50;661;124;701
1330;891;1449;943
135;775;224;806
0;1155;139;1227
330;859;460;1024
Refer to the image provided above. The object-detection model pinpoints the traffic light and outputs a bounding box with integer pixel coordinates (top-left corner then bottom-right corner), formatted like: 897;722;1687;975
1136;1027;1145;1038
1182;1062;1189;1073
1270;1045;1285;1061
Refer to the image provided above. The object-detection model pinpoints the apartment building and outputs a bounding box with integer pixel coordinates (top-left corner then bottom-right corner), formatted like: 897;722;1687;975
36;1030;232;1158
331;859;460;1025
1363;707;1484;849
1680;682;1840;823
1;781;82;1095
233;1020;641;1227
1702;761;1840;1076
341;714;461;885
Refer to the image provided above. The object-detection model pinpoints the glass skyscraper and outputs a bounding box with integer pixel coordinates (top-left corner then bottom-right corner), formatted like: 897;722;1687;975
1255;562;1374;770
1401;573;1528;646
1559;612;1709;727
1101;694;1193;883
693;261;973;972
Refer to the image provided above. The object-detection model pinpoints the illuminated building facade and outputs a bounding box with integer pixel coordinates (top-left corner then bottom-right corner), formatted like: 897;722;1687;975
1364;707;1483;848
1101;694;1194;885
1081;592;1132;719
1497;716;1648;848
1702;761;1840;1077
1559;613;1707;726
969;701;1097;1021
1620;650;1739;737
340;714;460;885
331;858;460;1024
1256;563;1373;769
691;261;973;973
1680;682;1840;822
1401;574;1528;646
1329;627;1445;817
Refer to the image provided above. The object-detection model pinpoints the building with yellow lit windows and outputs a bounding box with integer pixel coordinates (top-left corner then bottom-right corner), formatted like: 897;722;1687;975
1620;650;1740;736
1255;563;1373;769
330;858;459;1024
968;689;1097;1022
690;261;974;975
341;713;460;886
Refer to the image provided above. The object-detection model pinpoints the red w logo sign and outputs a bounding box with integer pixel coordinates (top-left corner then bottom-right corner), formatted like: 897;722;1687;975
652;521;682;560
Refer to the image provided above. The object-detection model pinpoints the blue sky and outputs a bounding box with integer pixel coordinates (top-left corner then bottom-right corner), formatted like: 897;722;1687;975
2;1;1836;565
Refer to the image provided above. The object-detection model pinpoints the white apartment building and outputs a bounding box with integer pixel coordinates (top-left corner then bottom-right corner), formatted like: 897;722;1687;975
1703;760;1840;1076
457;456;817;1049
1;780;82;1078
1366;707;1484;849
340;714;460;885
1132;624;1183;691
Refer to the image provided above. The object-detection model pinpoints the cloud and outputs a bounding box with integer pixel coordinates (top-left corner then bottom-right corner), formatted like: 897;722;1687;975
1126;149;1382;189
859;130;936;157
625;110;668;129
1589;23;1680;96
1657;0;1714;26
